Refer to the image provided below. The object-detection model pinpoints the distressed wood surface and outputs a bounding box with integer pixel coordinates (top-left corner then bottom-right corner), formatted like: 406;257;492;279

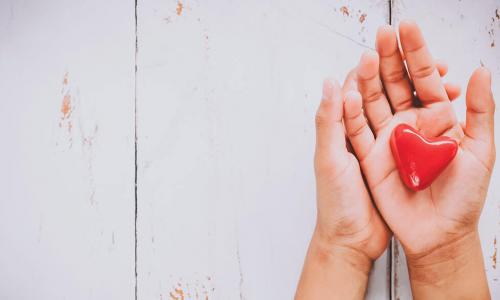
391;0;500;299
0;1;136;299
1;0;500;299
135;1;390;299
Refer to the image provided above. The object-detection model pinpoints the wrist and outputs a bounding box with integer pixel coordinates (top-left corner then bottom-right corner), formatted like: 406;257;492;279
404;230;490;299
295;232;373;300
310;230;373;276
405;230;479;285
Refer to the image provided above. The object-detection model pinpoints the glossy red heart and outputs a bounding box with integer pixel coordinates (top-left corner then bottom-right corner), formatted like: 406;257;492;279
390;124;458;191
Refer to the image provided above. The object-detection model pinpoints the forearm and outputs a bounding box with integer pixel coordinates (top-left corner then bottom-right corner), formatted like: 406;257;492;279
295;232;373;300
406;231;490;299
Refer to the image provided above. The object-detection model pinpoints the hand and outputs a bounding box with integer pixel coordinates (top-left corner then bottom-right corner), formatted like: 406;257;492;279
296;39;456;299
343;20;495;298
313;76;391;261
296;74;391;299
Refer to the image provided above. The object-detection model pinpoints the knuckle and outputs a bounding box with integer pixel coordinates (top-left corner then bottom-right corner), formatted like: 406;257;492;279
374;114;392;131
315;108;331;129
384;68;407;83
364;89;384;103
394;97;414;110
411;64;435;79
348;122;367;138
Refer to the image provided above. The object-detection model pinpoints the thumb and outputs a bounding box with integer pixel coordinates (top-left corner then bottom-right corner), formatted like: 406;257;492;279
314;79;347;173
463;67;496;169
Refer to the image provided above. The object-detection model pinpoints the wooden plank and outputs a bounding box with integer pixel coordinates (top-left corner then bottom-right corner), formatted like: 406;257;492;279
391;0;500;298
0;1;136;299
136;0;390;299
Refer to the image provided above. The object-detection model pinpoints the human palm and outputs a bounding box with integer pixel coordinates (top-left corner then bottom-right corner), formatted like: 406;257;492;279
344;21;496;257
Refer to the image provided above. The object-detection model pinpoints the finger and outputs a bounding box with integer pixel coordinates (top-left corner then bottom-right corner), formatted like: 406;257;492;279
357;50;393;134
315;79;347;167
343;90;375;161
464;67;495;147
342;68;358;94
399;20;449;105
376;25;414;112
445;82;461;101
436;60;448;77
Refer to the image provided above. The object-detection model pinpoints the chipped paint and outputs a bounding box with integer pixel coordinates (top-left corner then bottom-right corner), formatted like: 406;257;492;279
166;276;214;300
340;6;349;16
58;72;75;148
359;13;367;23
487;9;499;47
60;73;71;119
169;287;185;300
61;94;71;119
56;72;99;204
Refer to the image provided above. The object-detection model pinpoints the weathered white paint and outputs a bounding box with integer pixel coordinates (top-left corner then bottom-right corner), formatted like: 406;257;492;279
135;0;390;299
0;1;136;299
1;0;499;299
391;0;500;299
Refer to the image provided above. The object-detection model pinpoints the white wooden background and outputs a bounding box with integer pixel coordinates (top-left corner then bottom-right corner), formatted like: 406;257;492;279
0;1;498;299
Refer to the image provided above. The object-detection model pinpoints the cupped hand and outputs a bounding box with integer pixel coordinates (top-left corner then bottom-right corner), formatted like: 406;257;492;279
312;75;390;262
343;20;496;262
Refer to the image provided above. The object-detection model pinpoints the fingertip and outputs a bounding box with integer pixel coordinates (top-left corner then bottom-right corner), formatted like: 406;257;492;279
398;19;424;51
342;69;358;93
376;25;397;56
316;78;347;158
344;91;363;117
444;82;461;101
475;66;492;85
467;67;492;101
322;79;333;101
322;78;340;101
463;67;495;163
357;50;379;80
343;78;358;94
465;66;494;136
398;19;417;35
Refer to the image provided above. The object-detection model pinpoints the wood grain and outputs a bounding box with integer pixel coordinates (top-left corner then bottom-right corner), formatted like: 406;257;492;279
0;1;136;299
135;0;390;299
2;0;499;299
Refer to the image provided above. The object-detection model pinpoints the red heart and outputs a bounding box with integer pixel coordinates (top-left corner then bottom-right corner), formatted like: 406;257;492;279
390;124;458;191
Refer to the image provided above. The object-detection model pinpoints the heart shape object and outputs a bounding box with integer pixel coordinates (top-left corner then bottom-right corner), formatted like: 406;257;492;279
390;124;458;191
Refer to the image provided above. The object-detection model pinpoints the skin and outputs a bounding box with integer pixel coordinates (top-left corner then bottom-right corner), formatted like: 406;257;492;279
295;77;389;300
296;20;495;299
